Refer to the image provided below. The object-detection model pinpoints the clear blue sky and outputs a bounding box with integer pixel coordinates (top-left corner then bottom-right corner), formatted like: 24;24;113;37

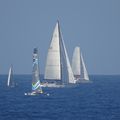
0;0;120;75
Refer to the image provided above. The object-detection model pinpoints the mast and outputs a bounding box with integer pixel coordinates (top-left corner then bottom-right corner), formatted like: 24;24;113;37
58;20;68;84
58;20;62;81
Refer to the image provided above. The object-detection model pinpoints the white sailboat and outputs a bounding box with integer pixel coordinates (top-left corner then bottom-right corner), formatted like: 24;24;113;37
72;46;89;82
44;21;75;87
7;65;14;87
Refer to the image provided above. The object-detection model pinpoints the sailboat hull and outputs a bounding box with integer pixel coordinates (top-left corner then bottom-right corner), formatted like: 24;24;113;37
41;82;65;88
75;79;92;83
24;92;50;96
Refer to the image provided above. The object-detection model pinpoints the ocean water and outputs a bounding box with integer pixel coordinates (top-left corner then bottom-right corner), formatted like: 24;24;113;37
0;75;120;120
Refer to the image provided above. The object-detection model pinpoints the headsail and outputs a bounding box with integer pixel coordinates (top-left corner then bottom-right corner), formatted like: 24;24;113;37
7;65;14;87
80;53;89;80
59;26;75;84
32;48;43;93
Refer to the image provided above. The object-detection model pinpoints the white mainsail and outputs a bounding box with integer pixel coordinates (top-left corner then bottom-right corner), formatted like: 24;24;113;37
72;46;89;81
44;21;75;84
72;46;81;78
7;65;14;87
44;22;61;80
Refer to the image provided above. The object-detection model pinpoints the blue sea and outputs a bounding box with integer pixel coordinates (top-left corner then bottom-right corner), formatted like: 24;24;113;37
0;75;120;120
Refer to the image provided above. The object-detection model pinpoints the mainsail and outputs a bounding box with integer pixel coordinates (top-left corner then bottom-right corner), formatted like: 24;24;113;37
72;46;89;81
44;22;61;80
72;46;81;79
32;48;43;93
7;65;14;87
44;21;75;84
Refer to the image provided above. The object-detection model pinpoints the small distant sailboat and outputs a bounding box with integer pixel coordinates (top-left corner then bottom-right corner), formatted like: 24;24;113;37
44;20;75;87
7;65;14;87
25;48;44;96
72;46;89;82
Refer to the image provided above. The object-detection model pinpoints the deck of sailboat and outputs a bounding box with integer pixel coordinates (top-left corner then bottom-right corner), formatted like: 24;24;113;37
75;79;92;84
41;83;65;88
24;91;50;96
41;80;65;88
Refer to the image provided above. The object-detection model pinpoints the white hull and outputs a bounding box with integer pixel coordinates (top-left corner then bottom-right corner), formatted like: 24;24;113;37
24;91;50;96
24;92;37;96
75;79;92;83
41;83;65;88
